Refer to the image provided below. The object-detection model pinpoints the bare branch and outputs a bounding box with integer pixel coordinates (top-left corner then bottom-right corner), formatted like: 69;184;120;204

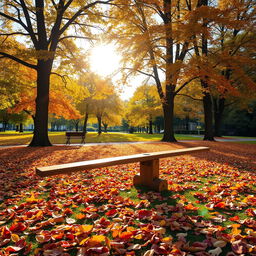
175;76;199;95
0;11;27;28
60;0;113;35
58;35;95;42
123;67;155;78
50;72;68;86
176;93;202;101
0;32;31;36
0;52;37;70
19;0;38;47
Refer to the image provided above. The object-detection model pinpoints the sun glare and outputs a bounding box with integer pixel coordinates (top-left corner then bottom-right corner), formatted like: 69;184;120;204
89;44;121;77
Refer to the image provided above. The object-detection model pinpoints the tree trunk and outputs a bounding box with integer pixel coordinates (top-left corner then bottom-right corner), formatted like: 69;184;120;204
162;96;176;142
83;112;89;133
200;0;214;141
19;123;23;133
3;121;7;131
213;97;225;137
185;114;189;131
16;125;19;132
75;121;79;132
29;60;52;146
97;115;102;135
103;123;108;133
149;118;153;134
202;86;215;141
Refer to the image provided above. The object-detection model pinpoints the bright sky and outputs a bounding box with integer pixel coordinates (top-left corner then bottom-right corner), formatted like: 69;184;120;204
89;43;145;101
89;44;121;77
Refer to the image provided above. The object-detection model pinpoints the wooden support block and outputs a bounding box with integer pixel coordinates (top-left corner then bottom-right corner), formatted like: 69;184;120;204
133;159;168;192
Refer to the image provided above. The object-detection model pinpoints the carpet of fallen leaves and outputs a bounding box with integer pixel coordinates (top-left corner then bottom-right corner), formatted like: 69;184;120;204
0;141;255;256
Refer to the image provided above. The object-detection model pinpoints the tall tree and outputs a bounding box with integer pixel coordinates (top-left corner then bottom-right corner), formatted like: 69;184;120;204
190;0;215;140
0;0;112;146
187;0;256;138
110;0;199;142
212;0;256;136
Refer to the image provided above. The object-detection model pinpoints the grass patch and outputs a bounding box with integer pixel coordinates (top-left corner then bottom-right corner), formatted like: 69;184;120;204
233;141;256;144
0;131;202;145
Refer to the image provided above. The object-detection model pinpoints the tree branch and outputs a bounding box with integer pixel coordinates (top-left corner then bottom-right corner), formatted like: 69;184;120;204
123;67;155;78
58;35;96;42
19;0;38;47
0;52;37;70
59;0;113;35
176;93;202;101
175;76;199;95
50;72;68;86
0;11;27;28
0;32;31;36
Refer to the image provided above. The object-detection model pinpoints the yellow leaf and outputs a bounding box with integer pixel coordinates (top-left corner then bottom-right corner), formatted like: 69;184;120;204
231;224;241;236
162;237;173;244
80;235;110;247
26;192;39;202
11;233;20;242
81;225;93;233
159;220;166;226
134;234;143;239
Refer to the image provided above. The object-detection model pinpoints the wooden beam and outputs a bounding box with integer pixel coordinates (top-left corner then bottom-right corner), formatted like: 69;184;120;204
36;146;209;177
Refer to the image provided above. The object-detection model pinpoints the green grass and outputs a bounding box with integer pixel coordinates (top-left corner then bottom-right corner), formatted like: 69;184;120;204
0;131;255;146
234;140;256;144
224;135;256;139
0;131;202;145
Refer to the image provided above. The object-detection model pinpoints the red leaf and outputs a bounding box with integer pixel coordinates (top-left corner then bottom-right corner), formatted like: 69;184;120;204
229;215;240;222
0;239;10;247
138;209;152;219
106;209;118;217
0;226;11;239
9;222;27;232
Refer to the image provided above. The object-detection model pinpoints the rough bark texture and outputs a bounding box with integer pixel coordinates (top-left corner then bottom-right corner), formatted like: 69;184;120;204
29;60;52;146
202;89;215;141
213;97;225;137
162;99;176;142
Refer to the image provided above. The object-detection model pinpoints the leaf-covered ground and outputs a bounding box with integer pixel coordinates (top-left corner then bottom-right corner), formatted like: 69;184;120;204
0;141;255;256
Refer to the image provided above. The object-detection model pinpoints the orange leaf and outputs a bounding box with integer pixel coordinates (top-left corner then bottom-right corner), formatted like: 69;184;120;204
185;203;199;211
75;213;86;220
119;231;133;240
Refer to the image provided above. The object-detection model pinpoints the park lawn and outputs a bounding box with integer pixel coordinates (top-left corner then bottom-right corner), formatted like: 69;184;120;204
0;131;202;145
0;141;255;255
235;141;256;144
